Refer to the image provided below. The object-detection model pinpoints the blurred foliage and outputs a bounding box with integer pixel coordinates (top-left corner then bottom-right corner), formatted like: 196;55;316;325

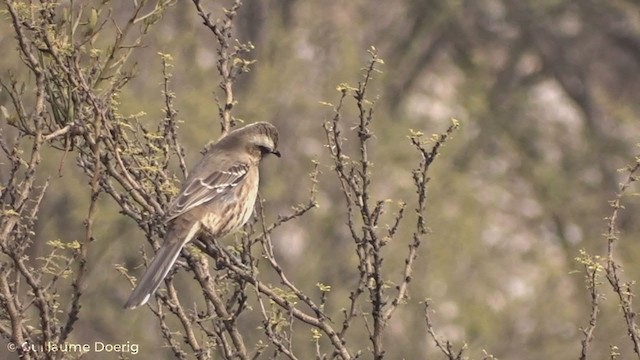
1;0;640;359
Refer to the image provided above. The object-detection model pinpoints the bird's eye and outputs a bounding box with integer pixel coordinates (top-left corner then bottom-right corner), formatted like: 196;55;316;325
258;146;271;155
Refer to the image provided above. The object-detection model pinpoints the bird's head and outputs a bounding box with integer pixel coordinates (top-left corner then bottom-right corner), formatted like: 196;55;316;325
224;121;280;159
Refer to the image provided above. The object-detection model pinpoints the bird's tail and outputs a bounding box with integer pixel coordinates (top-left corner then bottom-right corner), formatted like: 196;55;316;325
124;223;200;309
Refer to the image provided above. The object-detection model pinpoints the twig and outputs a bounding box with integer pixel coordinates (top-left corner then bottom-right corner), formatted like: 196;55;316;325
424;301;465;360
603;157;640;357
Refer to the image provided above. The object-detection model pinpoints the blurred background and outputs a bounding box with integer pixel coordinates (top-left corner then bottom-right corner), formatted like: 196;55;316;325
2;0;640;358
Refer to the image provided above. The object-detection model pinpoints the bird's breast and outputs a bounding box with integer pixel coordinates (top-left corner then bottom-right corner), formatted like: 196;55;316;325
199;174;259;238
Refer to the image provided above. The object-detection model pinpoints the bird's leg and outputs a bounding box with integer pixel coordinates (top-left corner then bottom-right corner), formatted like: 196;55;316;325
195;235;251;272
194;237;225;270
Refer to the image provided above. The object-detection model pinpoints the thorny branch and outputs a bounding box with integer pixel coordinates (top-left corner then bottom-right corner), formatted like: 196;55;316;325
0;1;177;359
577;250;602;360
424;301;465;360
323;48;459;359
574;154;640;360
604;157;640;358
192;0;254;137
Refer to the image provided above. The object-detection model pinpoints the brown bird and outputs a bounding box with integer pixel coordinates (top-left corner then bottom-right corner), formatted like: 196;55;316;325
125;122;280;309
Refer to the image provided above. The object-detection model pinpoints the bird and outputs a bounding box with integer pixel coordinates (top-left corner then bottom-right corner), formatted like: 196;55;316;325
124;121;280;309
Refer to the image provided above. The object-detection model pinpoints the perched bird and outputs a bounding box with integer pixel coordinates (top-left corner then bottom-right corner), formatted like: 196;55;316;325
125;122;280;309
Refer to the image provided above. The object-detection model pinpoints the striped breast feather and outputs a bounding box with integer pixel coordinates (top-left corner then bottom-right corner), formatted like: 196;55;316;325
164;163;249;222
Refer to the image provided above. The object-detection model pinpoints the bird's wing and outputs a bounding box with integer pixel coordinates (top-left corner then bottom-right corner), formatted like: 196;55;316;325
164;162;249;222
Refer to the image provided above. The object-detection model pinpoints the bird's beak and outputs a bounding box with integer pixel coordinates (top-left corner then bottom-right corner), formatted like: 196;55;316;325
272;150;281;158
